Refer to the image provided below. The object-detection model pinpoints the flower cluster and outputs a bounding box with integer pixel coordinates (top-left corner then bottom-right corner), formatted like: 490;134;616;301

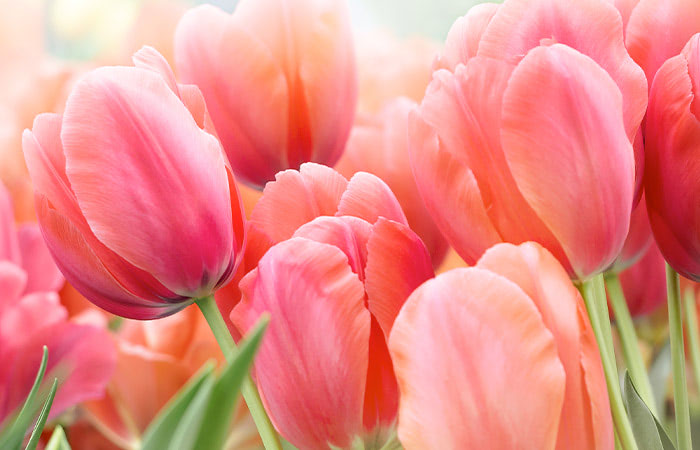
2;0;700;449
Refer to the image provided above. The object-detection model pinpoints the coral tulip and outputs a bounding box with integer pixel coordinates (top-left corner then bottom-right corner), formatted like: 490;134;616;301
610;192;654;272
335;98;449;267
22;47;245;319
232;214;433;450
174;0;357;188
411;0;645;280
0;183;115;424
645;34;700;280
389;242;612;449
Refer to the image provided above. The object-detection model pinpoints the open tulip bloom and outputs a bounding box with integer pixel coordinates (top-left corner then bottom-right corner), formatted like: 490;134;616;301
9;0;700;448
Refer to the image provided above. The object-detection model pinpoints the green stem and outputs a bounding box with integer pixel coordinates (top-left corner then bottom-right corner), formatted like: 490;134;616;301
606;273;657;415
581;274;638;450
666;265;692;450
684;287;700;400
196;295;282;450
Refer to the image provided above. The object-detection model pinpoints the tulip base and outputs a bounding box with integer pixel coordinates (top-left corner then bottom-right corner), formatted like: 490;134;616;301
580;274;638;450
195;295;282;450
666;265;692;450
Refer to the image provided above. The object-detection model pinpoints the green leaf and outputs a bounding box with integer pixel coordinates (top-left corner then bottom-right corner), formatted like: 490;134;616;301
166;375;216;450
0;346;49;450
191;316;270;450
25;378;58;450
622;371;675;450
140;362;216;450
44;426;71;450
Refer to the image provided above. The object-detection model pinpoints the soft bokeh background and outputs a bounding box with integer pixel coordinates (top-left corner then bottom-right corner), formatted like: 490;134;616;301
43;0;491;60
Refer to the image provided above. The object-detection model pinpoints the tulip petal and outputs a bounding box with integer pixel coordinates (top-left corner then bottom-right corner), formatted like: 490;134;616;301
408;112;502;264
247;163;348;265
477;242;613;450
37;197;185;319
434;3;500;71
61;66;233;296
478;0;647;140
365;218;433;339
500;44;634;279
293;216;372;280
0;183;20;265
17;224;64;294
23;114;181;302
0;261;27;315
389;268;565;449
626;0;700;86
0;320;115;422
132;46;179;95
336;172;408;226
0;292;65;346
418;60;572;270
232;238;369;450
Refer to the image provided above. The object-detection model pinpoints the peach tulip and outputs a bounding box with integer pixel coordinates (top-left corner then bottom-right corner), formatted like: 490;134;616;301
411;0;644;280
81;305;261;450
22;47;245;320
174;0;357;188
232;213;433;449
389;242;612;449
0;183;115;424
335;98;449;267
645;34;700;281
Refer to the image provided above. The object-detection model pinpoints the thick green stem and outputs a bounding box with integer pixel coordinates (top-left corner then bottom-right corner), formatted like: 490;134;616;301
666;265;692;450
581;274;638;450
196;296;282;450
606;273;657;415
684;287;700;400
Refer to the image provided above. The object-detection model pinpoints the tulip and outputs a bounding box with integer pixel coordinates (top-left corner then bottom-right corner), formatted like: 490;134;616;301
174;0;357;188
231;214;433;450
389;242;612;449
22;47;245;320
610;193;654;273
0;182;115;424
410;0;645;280
644;34;700;281
335;98;449;267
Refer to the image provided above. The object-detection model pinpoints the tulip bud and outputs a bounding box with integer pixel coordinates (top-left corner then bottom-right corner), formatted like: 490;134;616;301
174;0;357;188
22;48;245;320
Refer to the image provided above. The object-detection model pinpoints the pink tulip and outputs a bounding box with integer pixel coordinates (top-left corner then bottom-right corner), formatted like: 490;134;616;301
335;98;449;267
411;0;644;280
174;0;357;188
22;47;245;320
0;183;115;424
389;242;612;449
232;214;433;449
645;34;700;281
